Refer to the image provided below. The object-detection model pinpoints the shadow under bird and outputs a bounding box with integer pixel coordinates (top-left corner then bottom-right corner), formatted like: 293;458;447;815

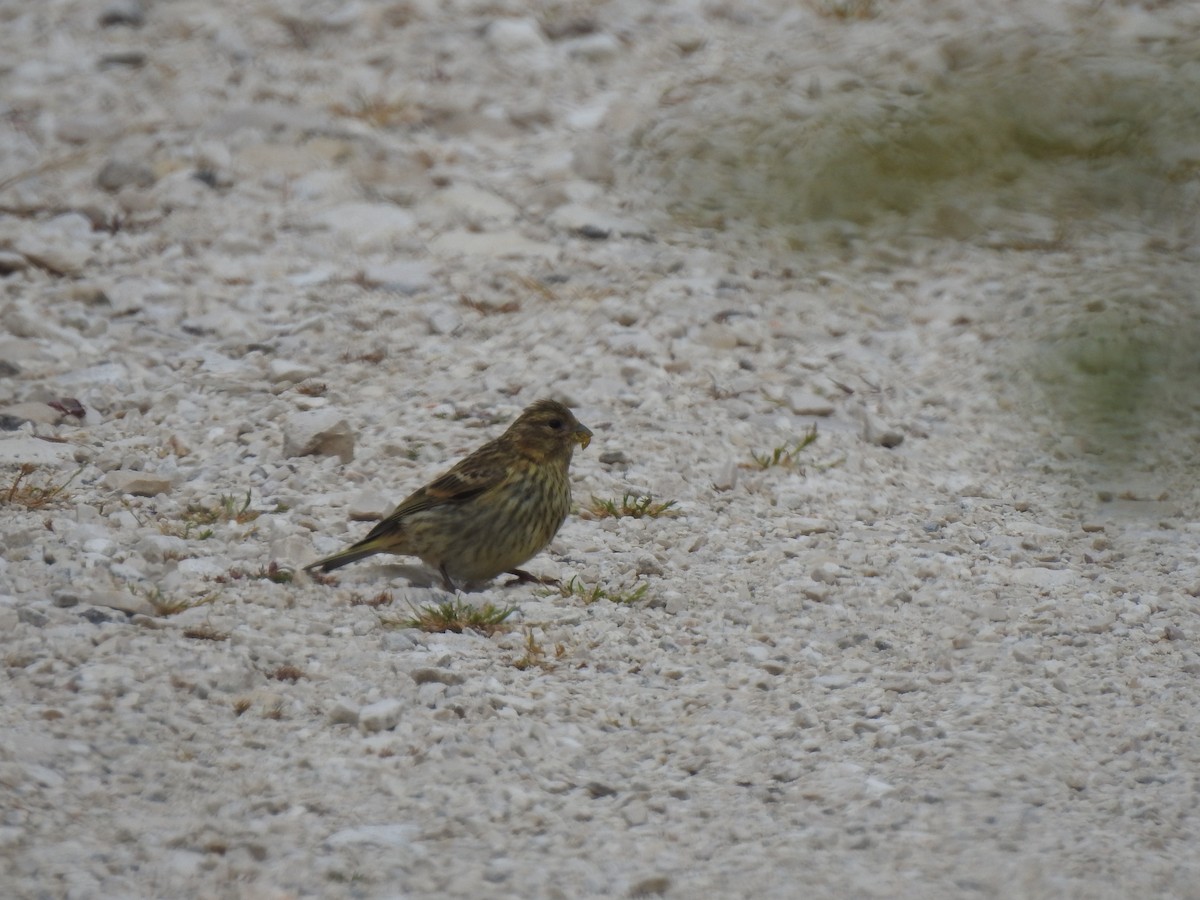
304;399;592;591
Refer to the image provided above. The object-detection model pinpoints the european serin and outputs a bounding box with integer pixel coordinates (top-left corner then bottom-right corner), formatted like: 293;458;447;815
305;399;592;590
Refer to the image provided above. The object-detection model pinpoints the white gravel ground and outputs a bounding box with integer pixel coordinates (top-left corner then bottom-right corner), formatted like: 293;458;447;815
4;1;1200;897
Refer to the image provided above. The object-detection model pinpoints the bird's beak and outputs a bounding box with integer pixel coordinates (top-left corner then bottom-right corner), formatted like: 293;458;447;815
574;423;592;450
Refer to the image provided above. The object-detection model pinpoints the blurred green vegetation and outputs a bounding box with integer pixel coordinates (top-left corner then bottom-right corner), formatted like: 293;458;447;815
1032;290;1200;464
632;37;1200;241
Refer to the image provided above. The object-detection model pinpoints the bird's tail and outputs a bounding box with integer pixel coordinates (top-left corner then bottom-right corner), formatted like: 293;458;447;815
303;541;383;573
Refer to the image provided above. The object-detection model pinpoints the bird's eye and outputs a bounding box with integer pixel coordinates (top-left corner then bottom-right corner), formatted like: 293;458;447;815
547;418;564;430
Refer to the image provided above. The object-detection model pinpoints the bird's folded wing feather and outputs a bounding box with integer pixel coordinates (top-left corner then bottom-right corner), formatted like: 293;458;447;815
364;452;514;540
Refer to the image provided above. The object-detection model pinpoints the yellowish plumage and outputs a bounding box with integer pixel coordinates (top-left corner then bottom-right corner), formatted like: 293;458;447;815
305;399;592;590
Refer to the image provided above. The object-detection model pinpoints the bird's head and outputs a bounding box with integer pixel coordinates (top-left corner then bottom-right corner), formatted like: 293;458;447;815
506;399;592;461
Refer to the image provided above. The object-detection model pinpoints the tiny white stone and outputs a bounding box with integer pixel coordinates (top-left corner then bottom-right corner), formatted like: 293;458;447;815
358;698;404;733
283;409;355;464
485;18;547;54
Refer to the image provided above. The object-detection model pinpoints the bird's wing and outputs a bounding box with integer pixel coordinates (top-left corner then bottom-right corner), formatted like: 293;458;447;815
365;445;513;538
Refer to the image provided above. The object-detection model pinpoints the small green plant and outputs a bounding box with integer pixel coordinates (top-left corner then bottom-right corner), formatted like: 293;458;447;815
550;576;649;606
747;424;819;469
3;463;84;510
512;629;567;671
214;491;261;524
349;590;394;608
160;520;214;540
213;561;293;584
388;598;516;635
330;90;420;128
588;492;677;519
142;587;217;617
160;490;262;538
261;562;293;583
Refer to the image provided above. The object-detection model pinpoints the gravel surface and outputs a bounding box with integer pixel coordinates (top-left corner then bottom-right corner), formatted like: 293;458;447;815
3;1;1200;897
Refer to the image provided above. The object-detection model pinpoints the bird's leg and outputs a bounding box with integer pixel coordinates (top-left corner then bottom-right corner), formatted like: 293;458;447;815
439;565;457;592
506;568;559;587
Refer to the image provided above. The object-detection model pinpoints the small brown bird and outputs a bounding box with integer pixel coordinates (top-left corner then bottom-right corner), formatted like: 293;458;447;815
305;399;592;590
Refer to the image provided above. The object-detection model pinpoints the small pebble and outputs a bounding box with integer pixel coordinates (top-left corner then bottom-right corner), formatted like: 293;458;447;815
104;471;173;497
358;699;404;733
96;160;156;192
283;409;355;463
